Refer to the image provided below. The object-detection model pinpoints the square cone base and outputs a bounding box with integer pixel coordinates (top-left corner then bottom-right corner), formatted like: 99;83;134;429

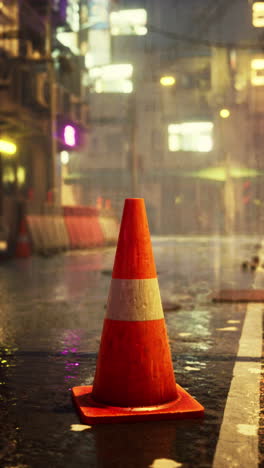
71;385;204;424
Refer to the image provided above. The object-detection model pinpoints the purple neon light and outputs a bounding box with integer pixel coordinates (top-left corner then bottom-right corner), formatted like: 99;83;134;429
64;125;76;147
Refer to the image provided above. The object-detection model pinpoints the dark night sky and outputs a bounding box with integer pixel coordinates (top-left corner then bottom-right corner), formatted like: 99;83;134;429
117;0;260;48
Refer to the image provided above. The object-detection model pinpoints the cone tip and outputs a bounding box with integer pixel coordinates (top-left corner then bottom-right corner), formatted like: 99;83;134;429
123;198;146;212
124;198;145;205
112;197;156;279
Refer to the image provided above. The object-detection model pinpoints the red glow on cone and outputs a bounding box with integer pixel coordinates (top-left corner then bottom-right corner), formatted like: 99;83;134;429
112;198;156;279
15;219;31;258
92;318;178;407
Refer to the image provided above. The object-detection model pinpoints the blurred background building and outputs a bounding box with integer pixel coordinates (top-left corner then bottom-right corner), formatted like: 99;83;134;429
1;0;264;239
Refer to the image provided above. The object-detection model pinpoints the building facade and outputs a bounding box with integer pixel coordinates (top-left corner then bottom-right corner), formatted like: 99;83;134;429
2;0;264;240
0;0;89;253
69;0;264;234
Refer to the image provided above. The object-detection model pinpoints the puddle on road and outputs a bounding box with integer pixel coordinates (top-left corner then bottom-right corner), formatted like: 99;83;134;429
236;424;258;436
184;366;201;371
70;424;92;432
248;367;262;374
149;459;182;468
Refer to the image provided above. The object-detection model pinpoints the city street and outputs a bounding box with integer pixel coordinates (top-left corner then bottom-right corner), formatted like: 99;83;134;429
0;236;263;468
1;2;264;467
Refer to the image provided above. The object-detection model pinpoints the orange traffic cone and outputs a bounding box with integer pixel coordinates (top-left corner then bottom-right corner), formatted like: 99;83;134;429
15;218;31;258
72;198;204;423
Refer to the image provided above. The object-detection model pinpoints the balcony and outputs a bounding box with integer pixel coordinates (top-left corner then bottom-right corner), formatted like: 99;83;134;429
0;1;17;25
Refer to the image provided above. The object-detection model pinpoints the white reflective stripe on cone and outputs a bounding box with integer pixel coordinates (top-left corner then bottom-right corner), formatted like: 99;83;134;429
106;278;164;321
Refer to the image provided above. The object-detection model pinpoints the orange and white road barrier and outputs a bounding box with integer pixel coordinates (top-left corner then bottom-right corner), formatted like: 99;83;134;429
72;198;204;423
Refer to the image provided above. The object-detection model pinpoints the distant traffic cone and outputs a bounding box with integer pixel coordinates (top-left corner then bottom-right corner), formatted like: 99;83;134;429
15;218;31;258
72;198;204;423
96;196;103;210
104;199;111;210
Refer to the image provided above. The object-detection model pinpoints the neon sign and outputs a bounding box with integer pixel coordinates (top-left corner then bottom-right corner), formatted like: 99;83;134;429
63;125;76;147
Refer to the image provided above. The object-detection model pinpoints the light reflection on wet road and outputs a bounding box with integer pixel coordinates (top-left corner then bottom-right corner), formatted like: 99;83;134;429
0;236;262;467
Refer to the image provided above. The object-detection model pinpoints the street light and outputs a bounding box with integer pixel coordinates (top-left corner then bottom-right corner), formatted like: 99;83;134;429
0;139;17;155
219;108;231;119
252;2;264;27
0;138;17;254
63;125;76;147
60;150;70;165
160;76;176;86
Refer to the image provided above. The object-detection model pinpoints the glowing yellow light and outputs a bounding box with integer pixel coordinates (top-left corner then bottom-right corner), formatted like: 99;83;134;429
169;134;180;151
189;166;262;181
0;139;17;155
219;108;230;119
110;9;147;36
3;166;15;183
95;81;103;93
60;151;70;165
91;64;133;80
84;52;94;69
252;58;264;70
169;122;213;133
122;80;133;93
252;2;264;27
56;32;78;54
0;241;7;251
17;166;26;186
175;196;182;205
134;25;147;36
251;58;264;85
197;135;213;152
160;76;176;86
168;121;213;152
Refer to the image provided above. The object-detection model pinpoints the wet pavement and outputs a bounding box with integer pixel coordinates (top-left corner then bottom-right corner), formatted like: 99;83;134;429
0;236;263;468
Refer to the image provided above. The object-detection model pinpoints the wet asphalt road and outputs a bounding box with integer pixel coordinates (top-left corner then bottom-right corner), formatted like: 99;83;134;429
0;236;263;468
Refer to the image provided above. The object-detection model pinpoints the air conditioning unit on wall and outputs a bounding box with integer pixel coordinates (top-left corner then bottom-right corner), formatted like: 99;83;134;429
69;94;81;122
81;103;89;126
35;72;50;108
54;83;65;115
0;59;13;88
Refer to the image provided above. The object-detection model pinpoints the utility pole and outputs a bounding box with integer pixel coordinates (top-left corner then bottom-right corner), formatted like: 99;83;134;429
0;151;2;218
130;84;139;197
46;0;57;204
0;150;8;252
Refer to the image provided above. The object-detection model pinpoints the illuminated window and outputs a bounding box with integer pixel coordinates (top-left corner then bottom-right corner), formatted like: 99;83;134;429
60;151;70;165
252;2;264;27
110;9;147;36
251;58;264;85
56;32;79;55
0;139;17;155
3;166;15;184
17;166;26;187
94;79;133;93
90;64;133;93
160;76;176;86
90;64;133;80
66;0;80;32
168;122;213;152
